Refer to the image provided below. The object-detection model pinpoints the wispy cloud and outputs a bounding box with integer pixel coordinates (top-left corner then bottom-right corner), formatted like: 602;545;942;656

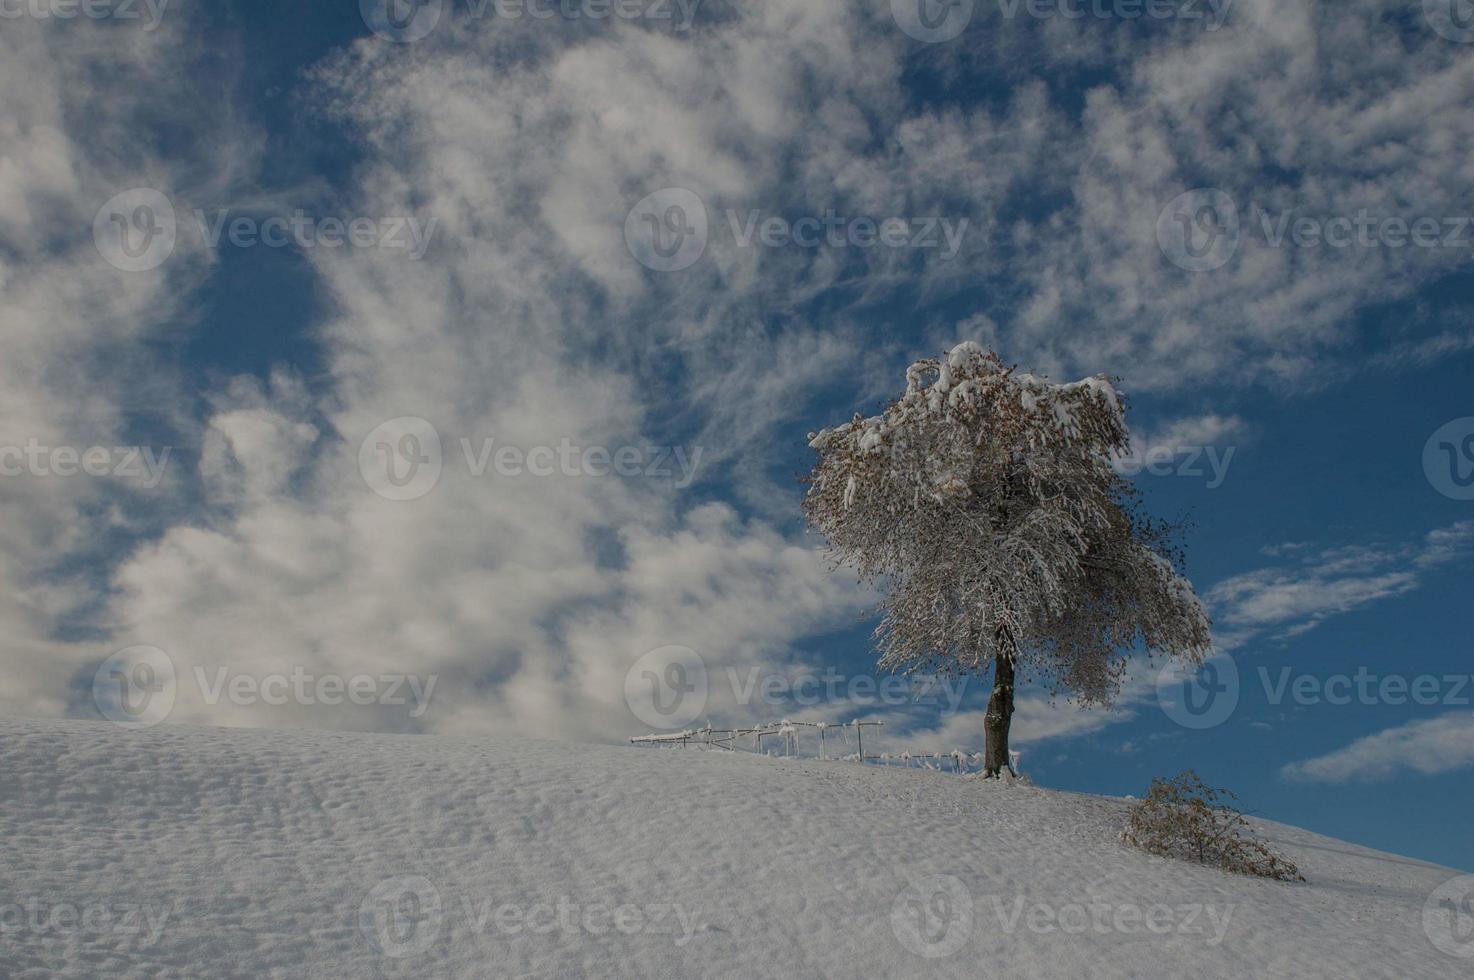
1368;322;1474;372
5;2;1474;742
1207;522;1474;650
1282;712;1474;783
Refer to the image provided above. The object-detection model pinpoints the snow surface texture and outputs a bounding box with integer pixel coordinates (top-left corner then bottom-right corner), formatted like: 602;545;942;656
2;719;1467;978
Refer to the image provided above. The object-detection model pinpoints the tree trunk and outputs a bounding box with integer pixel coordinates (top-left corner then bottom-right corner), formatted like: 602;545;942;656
982;652;1015;778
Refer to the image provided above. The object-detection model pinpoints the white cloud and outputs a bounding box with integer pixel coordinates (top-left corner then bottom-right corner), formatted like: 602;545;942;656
1207;522;1473;649
1112;412;1246;483
1282;712;1474;783
6;2;1474;742
928;0;1474;391
0;13;253;716
1369;327;1474;371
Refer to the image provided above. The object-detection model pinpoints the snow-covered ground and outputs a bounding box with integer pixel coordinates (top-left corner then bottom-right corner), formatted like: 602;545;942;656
1;718;1466;978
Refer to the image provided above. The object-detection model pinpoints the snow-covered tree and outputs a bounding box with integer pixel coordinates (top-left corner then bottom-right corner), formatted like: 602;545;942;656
803;343;1212;777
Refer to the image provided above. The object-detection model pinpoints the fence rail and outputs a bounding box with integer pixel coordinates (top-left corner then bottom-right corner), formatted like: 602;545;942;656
629;719;996;775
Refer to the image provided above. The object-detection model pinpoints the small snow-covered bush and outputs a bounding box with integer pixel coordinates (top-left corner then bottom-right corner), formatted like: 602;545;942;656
1122;771;1304;882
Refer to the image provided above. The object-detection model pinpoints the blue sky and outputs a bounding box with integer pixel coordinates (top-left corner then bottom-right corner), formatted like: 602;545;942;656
4;0;1473;871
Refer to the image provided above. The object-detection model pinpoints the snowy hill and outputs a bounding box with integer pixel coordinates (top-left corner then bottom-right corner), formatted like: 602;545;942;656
1;719;1464;978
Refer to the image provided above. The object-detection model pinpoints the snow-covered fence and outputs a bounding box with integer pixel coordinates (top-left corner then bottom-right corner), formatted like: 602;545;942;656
629;719;998;775
631;720;882;758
